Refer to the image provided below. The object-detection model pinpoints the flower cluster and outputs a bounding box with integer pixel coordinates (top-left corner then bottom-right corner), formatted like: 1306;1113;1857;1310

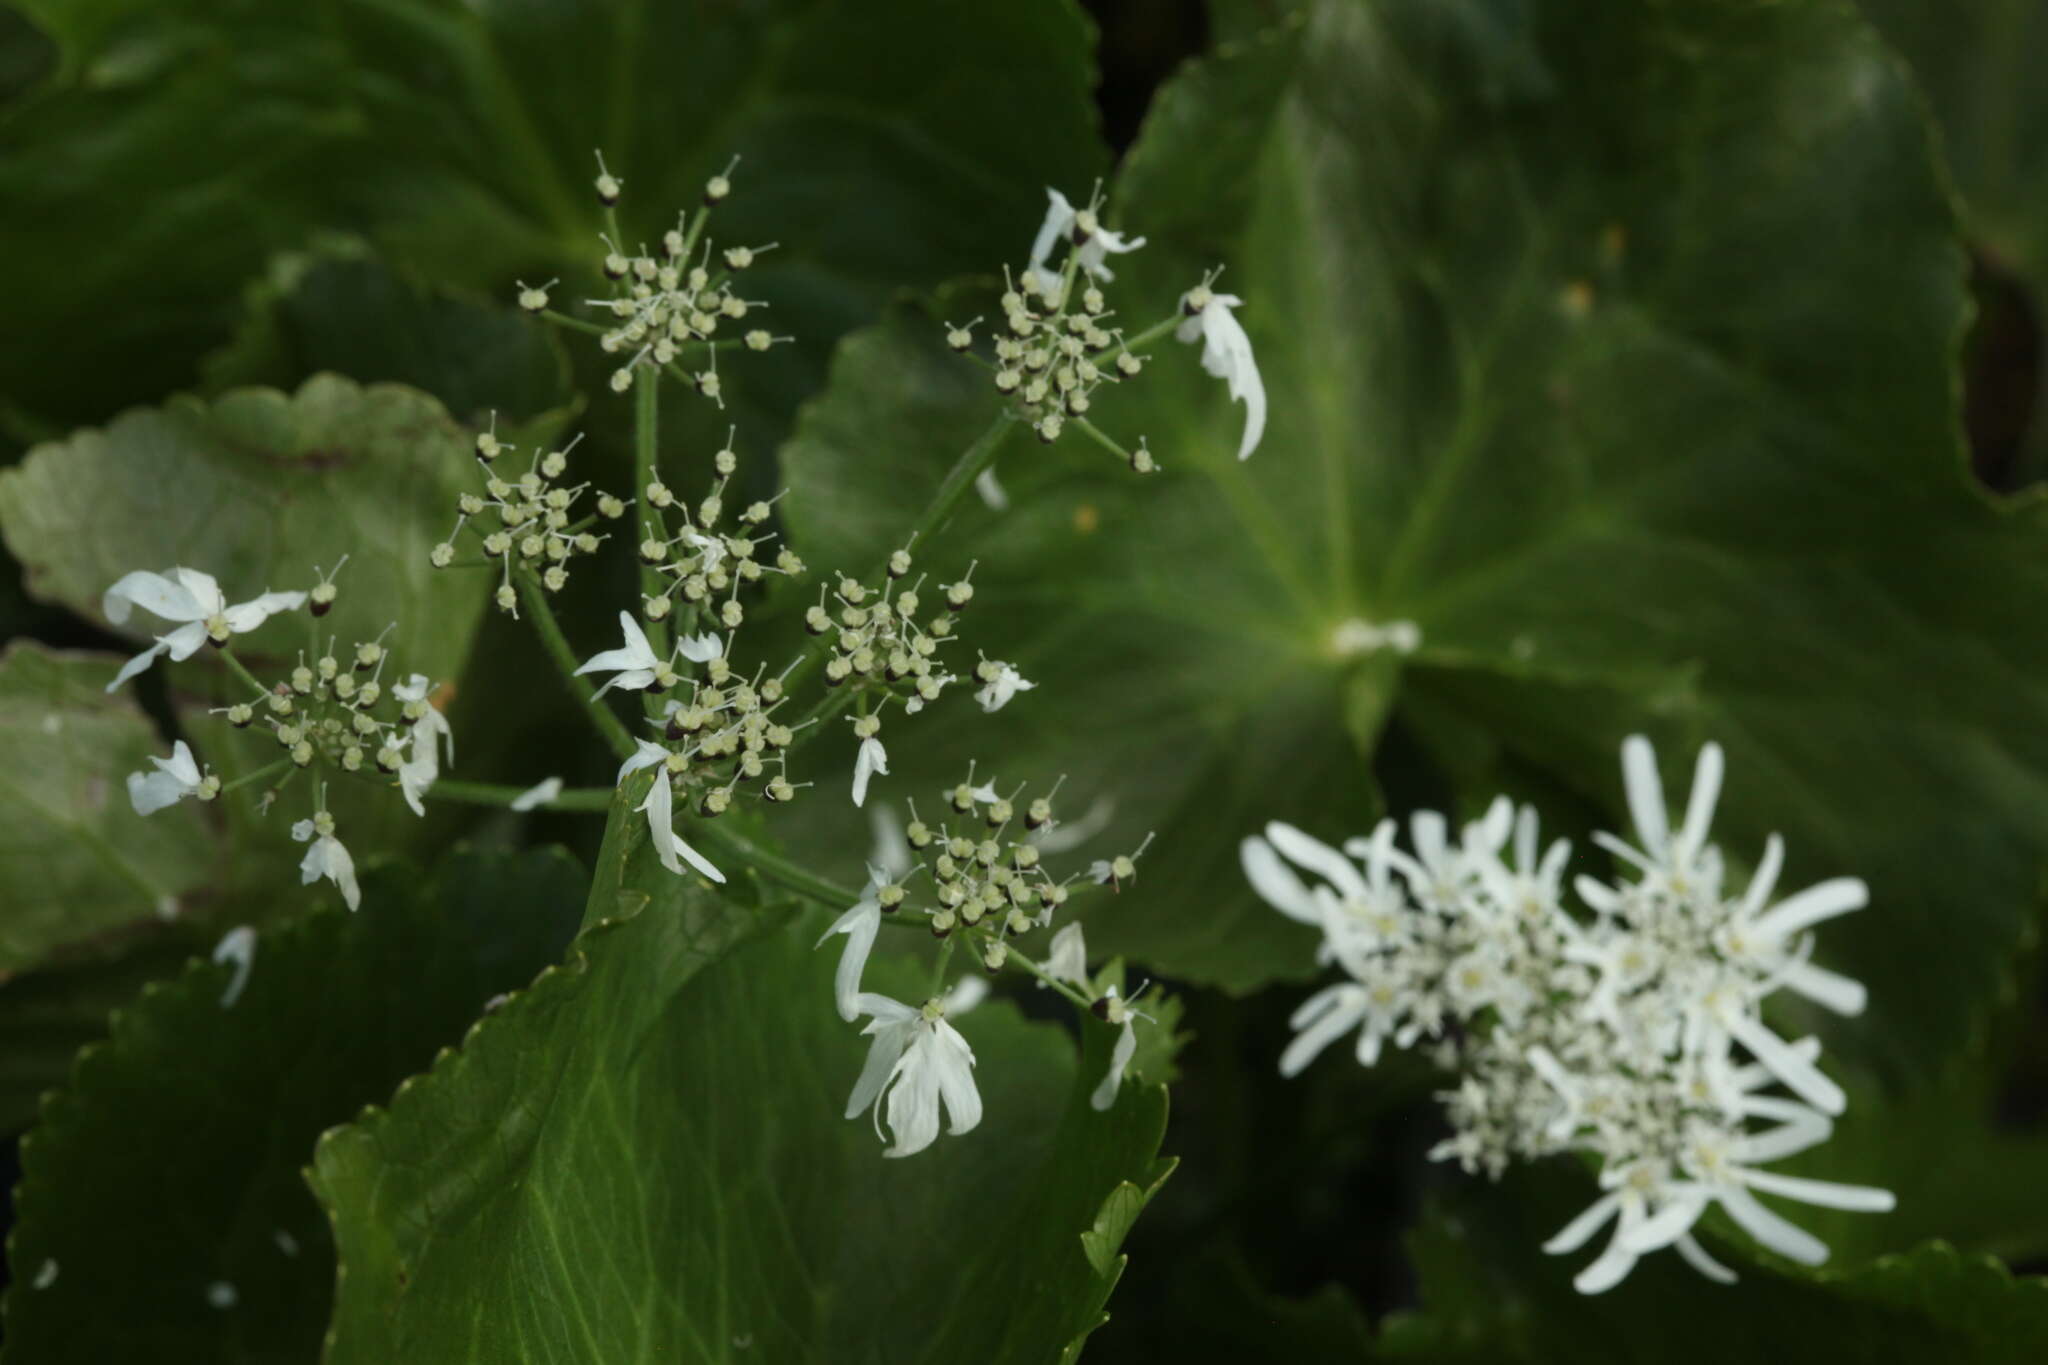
106;563;447;913
945;185;1267;479
432;423;625;616
1242;735;1894;1293
638;441;803;628
816;774;1157;1156
519;154;789;397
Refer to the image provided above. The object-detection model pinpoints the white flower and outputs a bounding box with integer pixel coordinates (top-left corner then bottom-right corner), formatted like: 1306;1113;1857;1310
1539;1158;1721;1295
618;738;669;785
291;814;360;911
1622;1122;1895;1270
510;777;564;811
868;803;914;882
675;630;724;664
1026;187;1146;297
392;675;455;817
1041;921;1090;989
102;567;306;692
1176;288;1265;460
1090;984;1145;1112
127;740;212;815
974;466;1009;511
1716;833;1870;1016
212;925;256;1009
974;662;1035;713
634;764;725;883
574;612;667;695
852;736;888;807
845;993;981;1157
817;877;884;1022
1601;735;1725;899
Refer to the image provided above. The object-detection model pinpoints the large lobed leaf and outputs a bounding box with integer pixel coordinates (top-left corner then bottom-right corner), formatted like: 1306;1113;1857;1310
0;848;585;1364
310;781;1173;1363
0;642;216;975
779;0;2048;1083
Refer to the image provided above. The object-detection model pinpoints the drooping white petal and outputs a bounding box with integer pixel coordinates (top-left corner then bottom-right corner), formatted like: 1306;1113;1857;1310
867;803;914;882
127;741;203;815
1041;921;1089;987
1026;187;1075;297
1623;1190;1709;1254
106;640;171;692
212;926;256;1008
1091;1018;1138;1111
1717;1186;1828;1265
1186;295;1264;459
636;771;726;883
817;895;881;1022
1543;1191;1623;1255
851;736;888;807
617;739;669;786
297;834;361;912
1279;984;1368;1077
1673;1234;1738;1285
928;1020;982;1136
510;777;563;811
170;568;226;617
158;620;211;663
575;612;660;691
845;996;918;1119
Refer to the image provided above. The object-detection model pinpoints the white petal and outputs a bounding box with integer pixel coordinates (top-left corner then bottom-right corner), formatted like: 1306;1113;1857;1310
974;466;1009;511
637;771;681;874
1543;1191;1622;1255
1091;1019;1138;1111
325;837;361;911
1262;821;1368;903
220;590;306;633
845;1019;912;1120
1677;741;1724;858
510;777;563;811
1674;1234;1738;1284
1718;1187;1828;1265
932;1021;982;1135
575;612;657;676
1727;1013;1845;1115
105;640;170;692
1042;921;1089;986
1571;1234;1640;1295
128;768;191;816
1280;985;1367;1077
1619;735;1669;856
617;740;669;786
867;803;914;881
212;926;257;1008
170;567;225;616
883;1039;945;1157
159;620;211;662
851;737;888;807
669;833;726;885
817;897;881;1022
103;570;203;626
1740;1169;1895;1213
1780;960;1867;1017
675;632;724;664
1738;833;1785;918
1624;1191;1708;1254
1196;299;1265;459
1027;188;1074;281
1753;878;1868;940
944;976;990;1015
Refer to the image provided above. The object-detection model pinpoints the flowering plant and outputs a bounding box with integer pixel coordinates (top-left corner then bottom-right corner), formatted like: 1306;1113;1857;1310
2;0;2047;1360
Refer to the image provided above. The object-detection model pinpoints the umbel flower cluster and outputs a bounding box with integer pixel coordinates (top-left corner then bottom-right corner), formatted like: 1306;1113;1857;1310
105;563;452;913
946;184;1267;506
1243;736;1895;1293
817;777;1158;1156
433;423;625;616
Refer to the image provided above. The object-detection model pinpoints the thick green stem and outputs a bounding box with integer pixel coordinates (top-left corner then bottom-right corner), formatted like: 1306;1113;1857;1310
689;821;861;909
904;413;1014;557
425;779;614;812
515;573;638;760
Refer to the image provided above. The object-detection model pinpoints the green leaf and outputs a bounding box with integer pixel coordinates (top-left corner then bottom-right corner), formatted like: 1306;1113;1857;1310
311;788;1172;1362
0;641;217;974
782;0;2048;1079
201;247;577;431
1382;1168;2048;1364
0;847;585;1363
1858;0;2048;486
0;0;1106;447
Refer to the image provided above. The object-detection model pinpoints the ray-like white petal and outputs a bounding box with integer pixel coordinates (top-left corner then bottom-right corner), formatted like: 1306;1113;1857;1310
1091;1018;1138;1111
103;570;204;626
852;736;888;807
817;894;881;1022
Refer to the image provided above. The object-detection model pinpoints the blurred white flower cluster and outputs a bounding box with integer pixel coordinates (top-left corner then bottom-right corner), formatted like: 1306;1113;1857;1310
1242;735;1893;1293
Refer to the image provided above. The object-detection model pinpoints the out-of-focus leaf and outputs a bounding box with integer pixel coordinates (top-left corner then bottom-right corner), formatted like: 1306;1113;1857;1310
0;847;585;1364
0;0;1106;452
309;780;1173;1363
780;0;2048;1082
0;643;216;975
201;248;576;431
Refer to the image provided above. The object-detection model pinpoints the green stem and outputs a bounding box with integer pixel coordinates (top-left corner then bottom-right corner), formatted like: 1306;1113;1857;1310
220;757;291;794
689;821;861;909
930;936;956;998
216;647;270;700
540;309;608;338
993;934;1093;1008
633;374;670;659
1073;416;1138;463
515;572;638;760
425;779;614;812
904;413;1014;557
1122;314;1182;352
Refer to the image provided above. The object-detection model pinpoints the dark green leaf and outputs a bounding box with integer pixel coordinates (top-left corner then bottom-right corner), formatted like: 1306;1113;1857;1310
311;786;1172;1363
0;847;585;1363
